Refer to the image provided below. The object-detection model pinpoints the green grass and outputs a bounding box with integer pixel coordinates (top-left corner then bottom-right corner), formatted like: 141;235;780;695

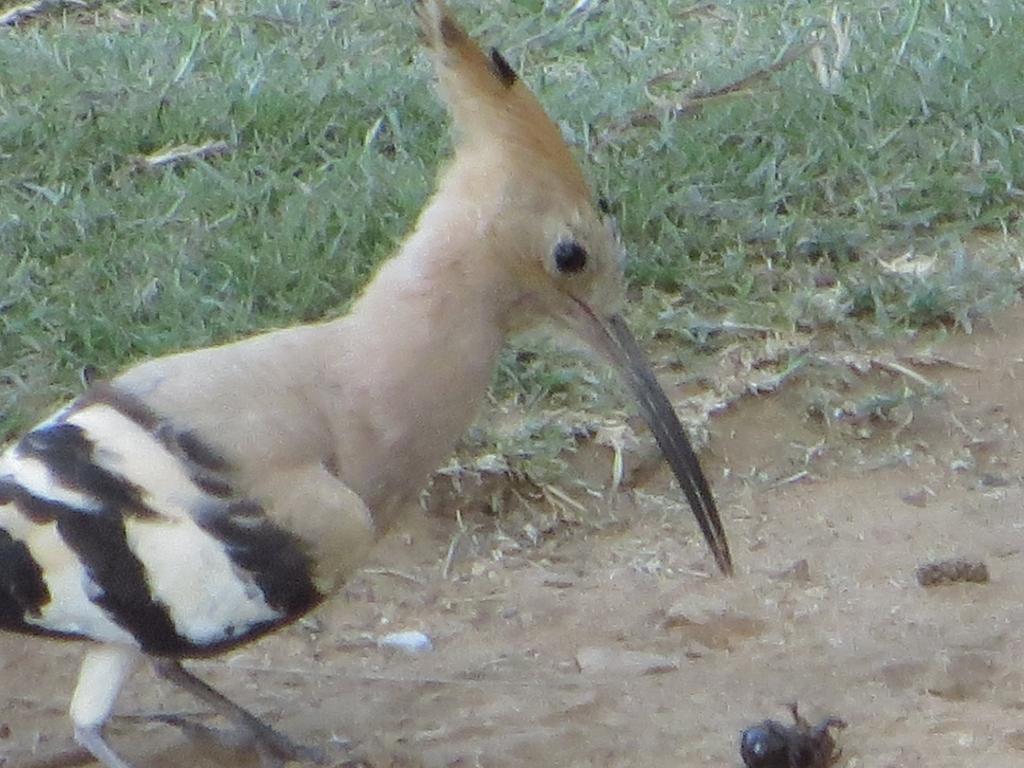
2;0;1022;466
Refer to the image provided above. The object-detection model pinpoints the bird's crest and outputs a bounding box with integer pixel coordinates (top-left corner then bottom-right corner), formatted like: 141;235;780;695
413;0;589;201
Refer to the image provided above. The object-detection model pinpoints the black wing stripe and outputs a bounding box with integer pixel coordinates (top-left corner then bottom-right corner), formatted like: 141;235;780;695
0;527;50;624
0;477;93;524
18;423;159;519
175;429;232;473
66;383;236;486
65;382;161;432
194;500;322;619
0;477;183;652
55;503;185;655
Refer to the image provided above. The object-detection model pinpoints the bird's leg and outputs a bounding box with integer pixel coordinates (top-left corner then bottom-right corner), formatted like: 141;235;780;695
70;645;142;768
152;659;326;766
143;711;262;751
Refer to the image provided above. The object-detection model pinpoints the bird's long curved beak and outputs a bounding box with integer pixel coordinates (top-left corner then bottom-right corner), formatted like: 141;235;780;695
573;303;733;576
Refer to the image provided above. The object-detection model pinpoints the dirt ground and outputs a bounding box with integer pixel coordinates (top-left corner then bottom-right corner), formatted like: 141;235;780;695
5;303;1024;768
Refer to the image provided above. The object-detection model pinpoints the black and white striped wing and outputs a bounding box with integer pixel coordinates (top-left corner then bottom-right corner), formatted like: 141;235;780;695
0;387;322;656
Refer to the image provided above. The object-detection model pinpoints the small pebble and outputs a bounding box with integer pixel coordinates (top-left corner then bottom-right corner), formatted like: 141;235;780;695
980;473;1010;488
899;488;929;508
378;630;433;653
769;559;811;583
916;558;989;587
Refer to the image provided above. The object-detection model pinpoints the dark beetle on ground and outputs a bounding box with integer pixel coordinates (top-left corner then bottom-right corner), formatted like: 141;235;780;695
740;703;846;768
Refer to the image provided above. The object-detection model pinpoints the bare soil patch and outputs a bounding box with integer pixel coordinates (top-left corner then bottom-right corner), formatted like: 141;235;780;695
5;305;1024;768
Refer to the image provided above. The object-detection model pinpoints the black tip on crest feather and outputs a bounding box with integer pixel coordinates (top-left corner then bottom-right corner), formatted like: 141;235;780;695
489;48;518;87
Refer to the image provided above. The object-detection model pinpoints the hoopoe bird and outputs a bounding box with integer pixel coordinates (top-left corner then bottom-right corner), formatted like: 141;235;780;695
0;2;732;766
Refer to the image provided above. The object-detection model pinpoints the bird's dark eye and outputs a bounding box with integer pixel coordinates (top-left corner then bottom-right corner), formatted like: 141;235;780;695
553;240;588;274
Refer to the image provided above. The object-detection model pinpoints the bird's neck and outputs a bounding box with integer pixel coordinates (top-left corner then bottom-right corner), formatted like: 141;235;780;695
317;220;516;527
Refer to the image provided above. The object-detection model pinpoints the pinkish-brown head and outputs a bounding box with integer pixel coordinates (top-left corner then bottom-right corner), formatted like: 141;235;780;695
413;0;732;575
